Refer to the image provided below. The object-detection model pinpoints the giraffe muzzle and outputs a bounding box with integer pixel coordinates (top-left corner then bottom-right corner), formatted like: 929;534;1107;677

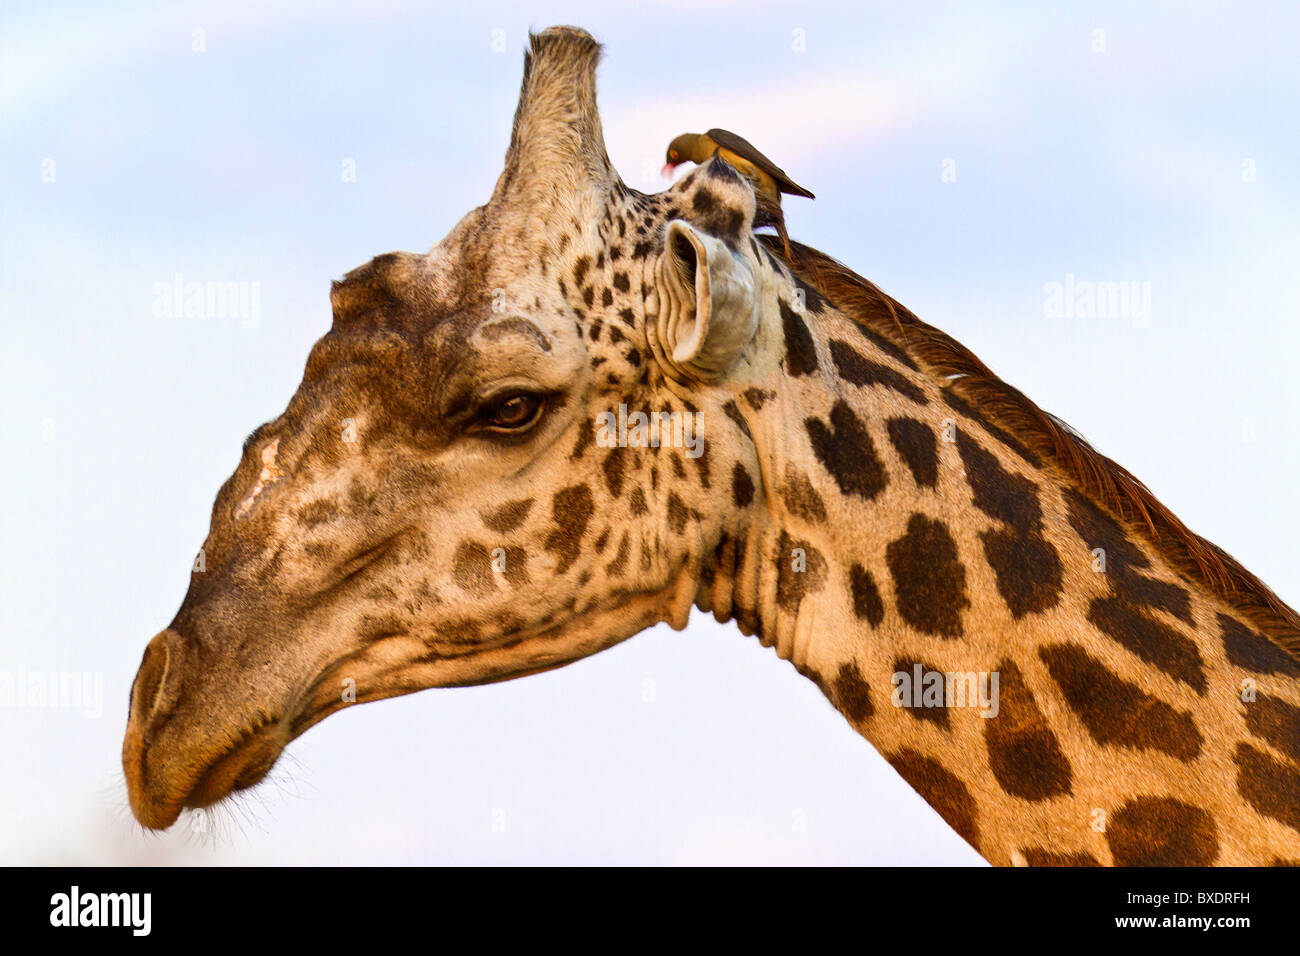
122;629;189;827
122;628;290;828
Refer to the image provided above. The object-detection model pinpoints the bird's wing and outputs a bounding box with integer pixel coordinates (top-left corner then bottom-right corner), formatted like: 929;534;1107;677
705;128;815;198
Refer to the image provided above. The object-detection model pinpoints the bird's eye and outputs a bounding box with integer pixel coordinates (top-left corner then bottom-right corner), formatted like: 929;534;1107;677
482;393;544;432
669;150;678;160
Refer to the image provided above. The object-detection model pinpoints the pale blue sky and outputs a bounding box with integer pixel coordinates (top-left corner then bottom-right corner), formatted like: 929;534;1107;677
3;0;1298;864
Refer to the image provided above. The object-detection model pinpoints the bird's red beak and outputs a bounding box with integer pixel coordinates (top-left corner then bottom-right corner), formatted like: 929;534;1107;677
661;162;678;177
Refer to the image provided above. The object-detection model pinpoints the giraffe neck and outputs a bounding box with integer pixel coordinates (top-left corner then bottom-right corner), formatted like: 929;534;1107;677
698;289;1300;867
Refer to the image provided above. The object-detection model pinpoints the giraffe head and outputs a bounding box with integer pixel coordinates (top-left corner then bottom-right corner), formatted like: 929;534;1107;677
123;26;799;828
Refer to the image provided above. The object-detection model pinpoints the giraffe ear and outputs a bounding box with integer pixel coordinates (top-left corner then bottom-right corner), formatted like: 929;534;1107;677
650;220;759;383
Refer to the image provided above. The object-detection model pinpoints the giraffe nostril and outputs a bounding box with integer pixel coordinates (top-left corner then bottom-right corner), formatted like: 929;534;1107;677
129;629;186;728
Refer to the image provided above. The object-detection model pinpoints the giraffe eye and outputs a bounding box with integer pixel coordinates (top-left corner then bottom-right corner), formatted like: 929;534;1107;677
482;393;544;432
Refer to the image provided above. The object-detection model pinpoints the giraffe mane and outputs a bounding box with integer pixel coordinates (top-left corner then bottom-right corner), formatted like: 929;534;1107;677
759;234;1300;657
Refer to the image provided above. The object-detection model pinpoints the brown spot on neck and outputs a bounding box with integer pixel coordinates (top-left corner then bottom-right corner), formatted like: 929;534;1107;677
1106;796;1219;865
983;660;1073;801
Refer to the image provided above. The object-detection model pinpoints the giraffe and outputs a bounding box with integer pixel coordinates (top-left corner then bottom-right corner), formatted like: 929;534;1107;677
122;26;1300;865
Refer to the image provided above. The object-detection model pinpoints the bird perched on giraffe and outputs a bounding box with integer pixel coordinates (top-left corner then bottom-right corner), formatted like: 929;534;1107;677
663;128;814;257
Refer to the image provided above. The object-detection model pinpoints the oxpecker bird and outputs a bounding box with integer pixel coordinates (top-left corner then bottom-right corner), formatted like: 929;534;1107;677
663;128;815;257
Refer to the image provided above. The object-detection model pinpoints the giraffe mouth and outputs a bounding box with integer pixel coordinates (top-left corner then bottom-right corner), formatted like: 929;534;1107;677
179;715;287;815
127;716;288;830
